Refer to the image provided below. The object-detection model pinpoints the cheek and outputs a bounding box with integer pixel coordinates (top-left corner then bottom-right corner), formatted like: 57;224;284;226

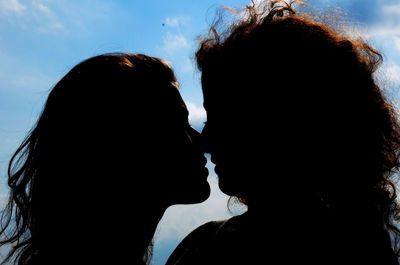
163;148;197;176
150;144;190;177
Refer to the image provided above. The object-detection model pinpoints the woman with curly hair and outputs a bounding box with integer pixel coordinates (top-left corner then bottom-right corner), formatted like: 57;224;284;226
0;53;211;265
166;1;400;264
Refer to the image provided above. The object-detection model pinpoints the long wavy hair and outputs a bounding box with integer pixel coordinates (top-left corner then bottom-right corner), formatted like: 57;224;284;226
196;0;400;256
0;53;178;265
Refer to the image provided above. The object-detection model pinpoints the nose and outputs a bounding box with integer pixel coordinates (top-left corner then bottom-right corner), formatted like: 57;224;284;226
187;126;208;164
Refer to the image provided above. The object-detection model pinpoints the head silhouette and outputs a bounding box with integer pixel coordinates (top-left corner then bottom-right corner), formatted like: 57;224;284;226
0;53;210;265
197;0;400;260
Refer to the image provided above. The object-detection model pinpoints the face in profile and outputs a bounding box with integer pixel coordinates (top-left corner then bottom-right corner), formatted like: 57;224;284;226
200;71;277;201
152;84;211;205
99;83;211;208
36;56;211;224
27;55;211;259
200;74;252;199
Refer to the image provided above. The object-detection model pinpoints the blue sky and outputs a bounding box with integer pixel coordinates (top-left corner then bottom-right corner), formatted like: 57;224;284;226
0;0;399;264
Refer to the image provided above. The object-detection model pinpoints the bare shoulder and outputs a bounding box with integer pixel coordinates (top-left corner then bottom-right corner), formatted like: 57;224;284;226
165;220;227;265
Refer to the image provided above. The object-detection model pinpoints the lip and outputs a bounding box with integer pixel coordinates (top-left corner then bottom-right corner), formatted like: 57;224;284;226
214;164;220;175
196;166;209;179
201;155;208;167
202;167;209;177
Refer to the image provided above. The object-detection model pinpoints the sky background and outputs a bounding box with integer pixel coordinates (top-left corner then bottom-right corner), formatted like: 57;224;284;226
0;0;399;264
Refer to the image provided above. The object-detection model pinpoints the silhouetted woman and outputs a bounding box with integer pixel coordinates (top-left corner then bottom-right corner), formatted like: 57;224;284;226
0;53;210;265
167;1;400;264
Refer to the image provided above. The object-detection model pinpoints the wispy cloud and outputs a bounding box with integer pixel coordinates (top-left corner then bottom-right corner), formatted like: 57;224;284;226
164;16;190;28
0;0;113;35
375;60;400;102
365;25;400;40
394;37;400;52
165;17;179;27
381;3;400;16
162;32;189;53
160;15;192;56
186;102;206;127
361;2;400;39
32;0;52;16
165;16;190;29
32;1;64;34
0;0;26;15
353;2;400;93
383;62;400;87
0;46;54;96
154;172;233;243
0;0;63;34
152;161;247;264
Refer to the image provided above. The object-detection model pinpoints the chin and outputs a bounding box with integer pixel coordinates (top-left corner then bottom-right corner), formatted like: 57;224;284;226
179;183;211;204
218;177;245;198
219;184;236;197
192;182;211;203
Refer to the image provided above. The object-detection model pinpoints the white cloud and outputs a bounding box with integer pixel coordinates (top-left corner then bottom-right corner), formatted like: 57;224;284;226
0;194;8;208
355;2;400;93
365;25;400;40
362;3;400;40
0;0;64;34
0;0;26;15
0;0;113;36
30;1;65;34
12;72;54;91
154;172;232;243
152;159;247;264
385;62;400;87
165;16;190;28
177;57;195;74
381;3;400;16
32;1;52;17
162;32;189;54
186;102;206;127
160;16;192;57
165;17;179;28
394;37;400;52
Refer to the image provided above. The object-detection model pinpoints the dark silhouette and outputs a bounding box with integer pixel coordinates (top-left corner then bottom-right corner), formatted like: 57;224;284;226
167;1;400;264
0;53;210;265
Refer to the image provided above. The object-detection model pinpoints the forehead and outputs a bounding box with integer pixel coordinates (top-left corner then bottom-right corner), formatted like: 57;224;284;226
156;84;189;122
201;70;242;110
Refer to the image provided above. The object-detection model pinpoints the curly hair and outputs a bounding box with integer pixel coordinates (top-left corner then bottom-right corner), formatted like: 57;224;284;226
196;0;400;257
